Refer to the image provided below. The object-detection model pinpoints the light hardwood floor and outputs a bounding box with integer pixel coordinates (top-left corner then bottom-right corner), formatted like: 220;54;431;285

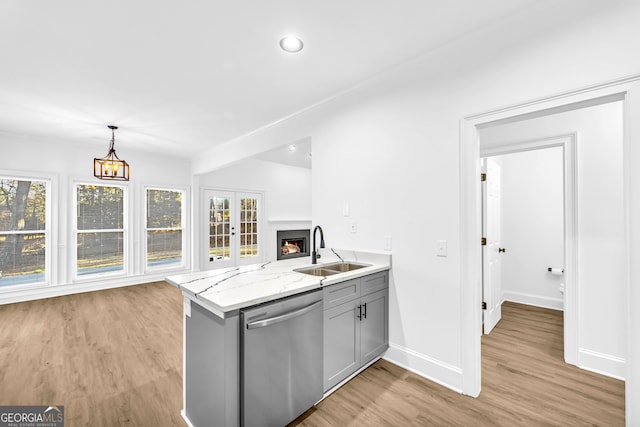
0;282;185;426
291;302;625;426
0;284;625;426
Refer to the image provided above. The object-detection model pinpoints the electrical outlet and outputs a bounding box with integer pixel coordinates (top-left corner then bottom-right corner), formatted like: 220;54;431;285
384;236;392;251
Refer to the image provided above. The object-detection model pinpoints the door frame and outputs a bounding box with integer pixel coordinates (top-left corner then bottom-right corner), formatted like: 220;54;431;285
459;74;640;427
481;134;577;365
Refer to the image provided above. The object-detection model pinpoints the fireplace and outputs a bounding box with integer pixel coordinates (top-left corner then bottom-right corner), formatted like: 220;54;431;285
277;229;310;261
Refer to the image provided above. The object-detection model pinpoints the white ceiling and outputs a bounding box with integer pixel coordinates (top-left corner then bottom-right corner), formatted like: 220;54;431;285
0;0;617;166
253;138;312;169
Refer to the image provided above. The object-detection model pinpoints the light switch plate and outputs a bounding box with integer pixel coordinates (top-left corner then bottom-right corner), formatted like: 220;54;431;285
436;240;447;257
343;203;350;217
350;221;357;233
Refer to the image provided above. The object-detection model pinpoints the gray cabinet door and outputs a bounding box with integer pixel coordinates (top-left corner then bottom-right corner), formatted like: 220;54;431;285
360;288;389;366
323;298;361;391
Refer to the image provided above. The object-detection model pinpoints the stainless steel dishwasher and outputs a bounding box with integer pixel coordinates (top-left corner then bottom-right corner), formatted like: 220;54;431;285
241;289;323;427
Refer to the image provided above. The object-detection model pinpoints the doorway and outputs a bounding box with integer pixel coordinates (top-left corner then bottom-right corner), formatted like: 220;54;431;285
481;139;569;338
459;78;638;418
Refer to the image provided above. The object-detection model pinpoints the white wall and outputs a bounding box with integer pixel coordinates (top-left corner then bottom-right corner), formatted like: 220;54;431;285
0;133;192;303
187;2;640;393
198;158;312;263
491;147;565;310
479;101;626;379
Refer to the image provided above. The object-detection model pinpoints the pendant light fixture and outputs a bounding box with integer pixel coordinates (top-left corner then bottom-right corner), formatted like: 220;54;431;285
94;125;130;181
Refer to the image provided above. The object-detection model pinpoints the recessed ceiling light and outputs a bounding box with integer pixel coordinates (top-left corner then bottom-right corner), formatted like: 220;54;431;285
288;145;297;152
280;36;303;53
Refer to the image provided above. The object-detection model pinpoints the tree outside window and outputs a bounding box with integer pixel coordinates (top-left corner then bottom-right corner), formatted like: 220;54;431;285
0;178;47;287
146;188;183;268
76;184;125;276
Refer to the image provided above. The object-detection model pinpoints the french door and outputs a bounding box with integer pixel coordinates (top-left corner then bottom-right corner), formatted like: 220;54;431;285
204;190;262;269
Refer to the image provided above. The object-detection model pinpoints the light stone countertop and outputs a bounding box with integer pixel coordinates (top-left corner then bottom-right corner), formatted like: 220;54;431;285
166;249;391;318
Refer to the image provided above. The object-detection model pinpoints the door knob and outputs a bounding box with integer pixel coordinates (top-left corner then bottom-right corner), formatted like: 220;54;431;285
498;248;506;253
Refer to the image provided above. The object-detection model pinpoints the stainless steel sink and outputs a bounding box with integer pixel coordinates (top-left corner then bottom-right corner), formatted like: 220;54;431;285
294;267;340;277
322;262;370;272
294;262;370;276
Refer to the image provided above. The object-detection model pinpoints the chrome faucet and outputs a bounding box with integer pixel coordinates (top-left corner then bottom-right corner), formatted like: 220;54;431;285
312;225;325;264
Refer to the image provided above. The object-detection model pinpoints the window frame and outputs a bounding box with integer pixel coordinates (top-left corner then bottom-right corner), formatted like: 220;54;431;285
73;181;128;281
0;172;52;290
144;185;187;272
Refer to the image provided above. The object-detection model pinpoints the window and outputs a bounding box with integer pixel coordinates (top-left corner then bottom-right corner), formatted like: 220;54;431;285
146;188;184;269
0;178;48;287
76;184;125;277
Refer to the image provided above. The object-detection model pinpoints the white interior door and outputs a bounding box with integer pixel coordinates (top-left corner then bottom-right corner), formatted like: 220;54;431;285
483;157;503;334
204;190;262;269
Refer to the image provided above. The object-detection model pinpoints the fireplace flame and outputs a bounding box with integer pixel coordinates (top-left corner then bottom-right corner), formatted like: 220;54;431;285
282;240;301;255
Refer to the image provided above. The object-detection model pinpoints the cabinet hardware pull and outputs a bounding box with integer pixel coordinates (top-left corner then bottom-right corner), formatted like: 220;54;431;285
357;304;362;320
362;302;367;319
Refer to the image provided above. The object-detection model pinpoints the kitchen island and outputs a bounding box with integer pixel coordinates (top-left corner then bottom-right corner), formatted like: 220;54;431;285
166;250;391;427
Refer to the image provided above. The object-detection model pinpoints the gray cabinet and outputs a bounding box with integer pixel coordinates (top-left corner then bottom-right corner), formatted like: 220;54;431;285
323;271;389;391
185;300;240;427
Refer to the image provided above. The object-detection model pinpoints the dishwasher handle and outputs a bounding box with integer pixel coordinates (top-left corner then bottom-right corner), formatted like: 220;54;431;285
246;300;322;330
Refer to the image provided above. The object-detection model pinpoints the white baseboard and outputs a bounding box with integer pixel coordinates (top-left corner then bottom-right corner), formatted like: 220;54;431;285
180;410;195;427
502;291;564;311
578;348;626;381
0;270;189;305
384;343;463;393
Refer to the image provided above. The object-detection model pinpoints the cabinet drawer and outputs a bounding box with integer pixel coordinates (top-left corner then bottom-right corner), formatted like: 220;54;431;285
360;271;388;296
323;278;360;309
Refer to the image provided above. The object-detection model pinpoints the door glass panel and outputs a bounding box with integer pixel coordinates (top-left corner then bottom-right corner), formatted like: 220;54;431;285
209;196;231;262
240;197;259;258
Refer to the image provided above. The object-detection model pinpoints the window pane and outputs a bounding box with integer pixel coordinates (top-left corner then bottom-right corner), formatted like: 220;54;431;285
146;189;182;228
208;196;231;262
0;233;46;286
77;232;124;275
147;230;182;267
0;179;46;231
239;197;258;259
77;185;123;230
